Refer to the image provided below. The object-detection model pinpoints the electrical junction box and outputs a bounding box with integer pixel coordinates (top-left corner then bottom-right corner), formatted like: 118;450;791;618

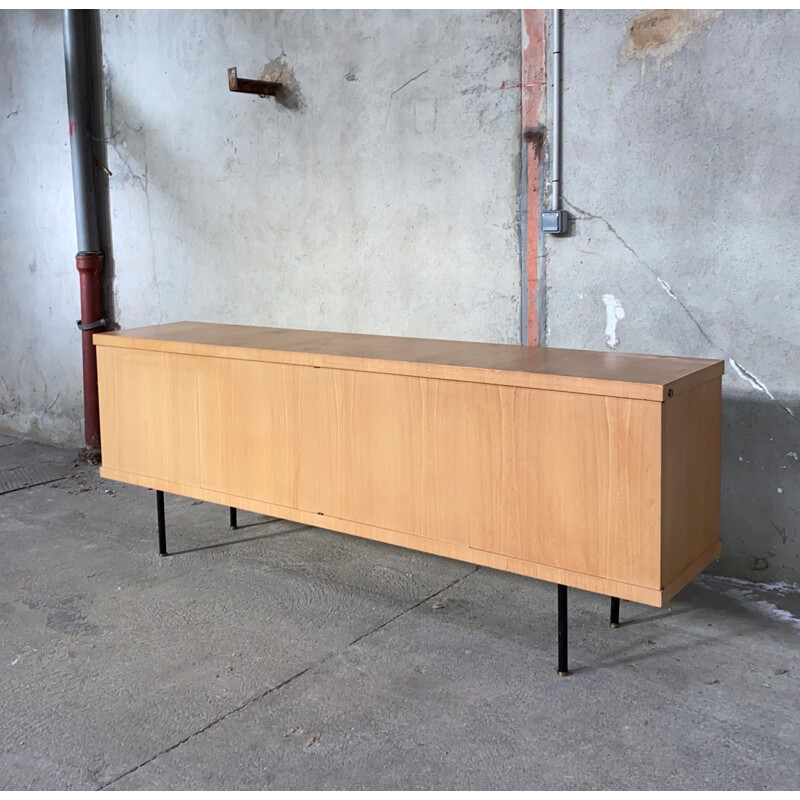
541;210;569;235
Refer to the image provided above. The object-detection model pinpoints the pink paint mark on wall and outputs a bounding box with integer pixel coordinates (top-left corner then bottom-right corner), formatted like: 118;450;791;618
522;10;547;346
69;120;77;138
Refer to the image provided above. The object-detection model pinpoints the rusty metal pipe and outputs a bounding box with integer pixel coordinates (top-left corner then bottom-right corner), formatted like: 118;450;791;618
63;10;107;451
76;254;104;450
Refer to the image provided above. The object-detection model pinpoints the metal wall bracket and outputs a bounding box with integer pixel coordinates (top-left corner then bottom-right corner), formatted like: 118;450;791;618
76;317;106;331
228;67;280;98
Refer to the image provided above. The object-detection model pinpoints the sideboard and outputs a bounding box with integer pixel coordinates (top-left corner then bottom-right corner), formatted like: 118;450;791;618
94;321;723;675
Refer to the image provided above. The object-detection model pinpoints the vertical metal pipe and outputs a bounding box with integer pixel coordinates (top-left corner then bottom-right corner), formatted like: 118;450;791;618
63;10;101;253
229;507;238;530
63;10;107;451
610;596;621;628
557;583;569;676
551;8;562;212
76;253;104;449
157;491;167;556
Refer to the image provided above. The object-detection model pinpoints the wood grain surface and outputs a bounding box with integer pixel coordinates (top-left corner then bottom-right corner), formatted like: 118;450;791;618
95;321;723;401
96;322;724;607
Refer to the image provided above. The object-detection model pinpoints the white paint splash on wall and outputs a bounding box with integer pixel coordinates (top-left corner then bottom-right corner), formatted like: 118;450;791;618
728;358;776;401
602;294;625;348
657;276;677;299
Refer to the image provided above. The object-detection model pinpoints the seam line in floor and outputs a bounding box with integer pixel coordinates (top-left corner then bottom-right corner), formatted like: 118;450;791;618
97;564;481;790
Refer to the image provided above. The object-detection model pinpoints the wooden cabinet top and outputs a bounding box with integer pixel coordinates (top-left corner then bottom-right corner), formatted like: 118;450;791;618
94;321;723;402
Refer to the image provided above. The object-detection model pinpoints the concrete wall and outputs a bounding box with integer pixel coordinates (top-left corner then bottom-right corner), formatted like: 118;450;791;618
1;9;798;584
0;9;522;441
0;11;85;442
544;10;800;582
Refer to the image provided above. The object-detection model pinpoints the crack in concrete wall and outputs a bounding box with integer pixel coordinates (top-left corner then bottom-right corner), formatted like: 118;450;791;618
0;10;522;448
545;10;800;583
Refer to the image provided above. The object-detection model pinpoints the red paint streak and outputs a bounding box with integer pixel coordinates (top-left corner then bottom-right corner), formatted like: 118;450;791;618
69;120;77;138
522;9;547;346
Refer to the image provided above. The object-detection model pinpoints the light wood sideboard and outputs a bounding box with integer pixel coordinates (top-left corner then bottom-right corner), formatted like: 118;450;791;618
95;321;723;675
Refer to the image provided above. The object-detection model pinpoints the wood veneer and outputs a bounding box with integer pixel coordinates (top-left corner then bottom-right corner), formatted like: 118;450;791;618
95;322;723;607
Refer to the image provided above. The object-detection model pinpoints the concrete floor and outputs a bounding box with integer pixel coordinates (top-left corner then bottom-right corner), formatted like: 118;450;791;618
1;435;799;790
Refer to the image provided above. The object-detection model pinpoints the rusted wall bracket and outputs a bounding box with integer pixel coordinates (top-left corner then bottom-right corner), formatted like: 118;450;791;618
228;67;280;97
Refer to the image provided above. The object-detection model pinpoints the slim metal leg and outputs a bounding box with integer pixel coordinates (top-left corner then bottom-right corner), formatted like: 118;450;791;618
157;490;167;557
558;583;569;676
229;507;238;530
610;596;620;628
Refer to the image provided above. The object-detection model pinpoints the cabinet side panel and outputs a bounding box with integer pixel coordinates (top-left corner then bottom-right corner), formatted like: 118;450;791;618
661;378;722;593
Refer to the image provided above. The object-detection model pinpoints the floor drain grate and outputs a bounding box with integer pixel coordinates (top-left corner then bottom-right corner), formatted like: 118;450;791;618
0;464;72;494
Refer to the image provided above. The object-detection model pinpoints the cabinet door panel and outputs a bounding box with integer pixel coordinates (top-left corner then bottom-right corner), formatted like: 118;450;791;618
99;347;661;588
335;370;472;547
465;386;661;588
97;347;200;486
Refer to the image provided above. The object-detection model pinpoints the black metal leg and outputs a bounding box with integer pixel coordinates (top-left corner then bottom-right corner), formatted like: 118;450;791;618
157;490;167;557
558;583;569;676
610;596;620;628
229;507;238;530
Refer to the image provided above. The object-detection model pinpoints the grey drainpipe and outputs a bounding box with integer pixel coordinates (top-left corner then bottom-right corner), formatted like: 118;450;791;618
63;10;103;253
63;9;108;452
